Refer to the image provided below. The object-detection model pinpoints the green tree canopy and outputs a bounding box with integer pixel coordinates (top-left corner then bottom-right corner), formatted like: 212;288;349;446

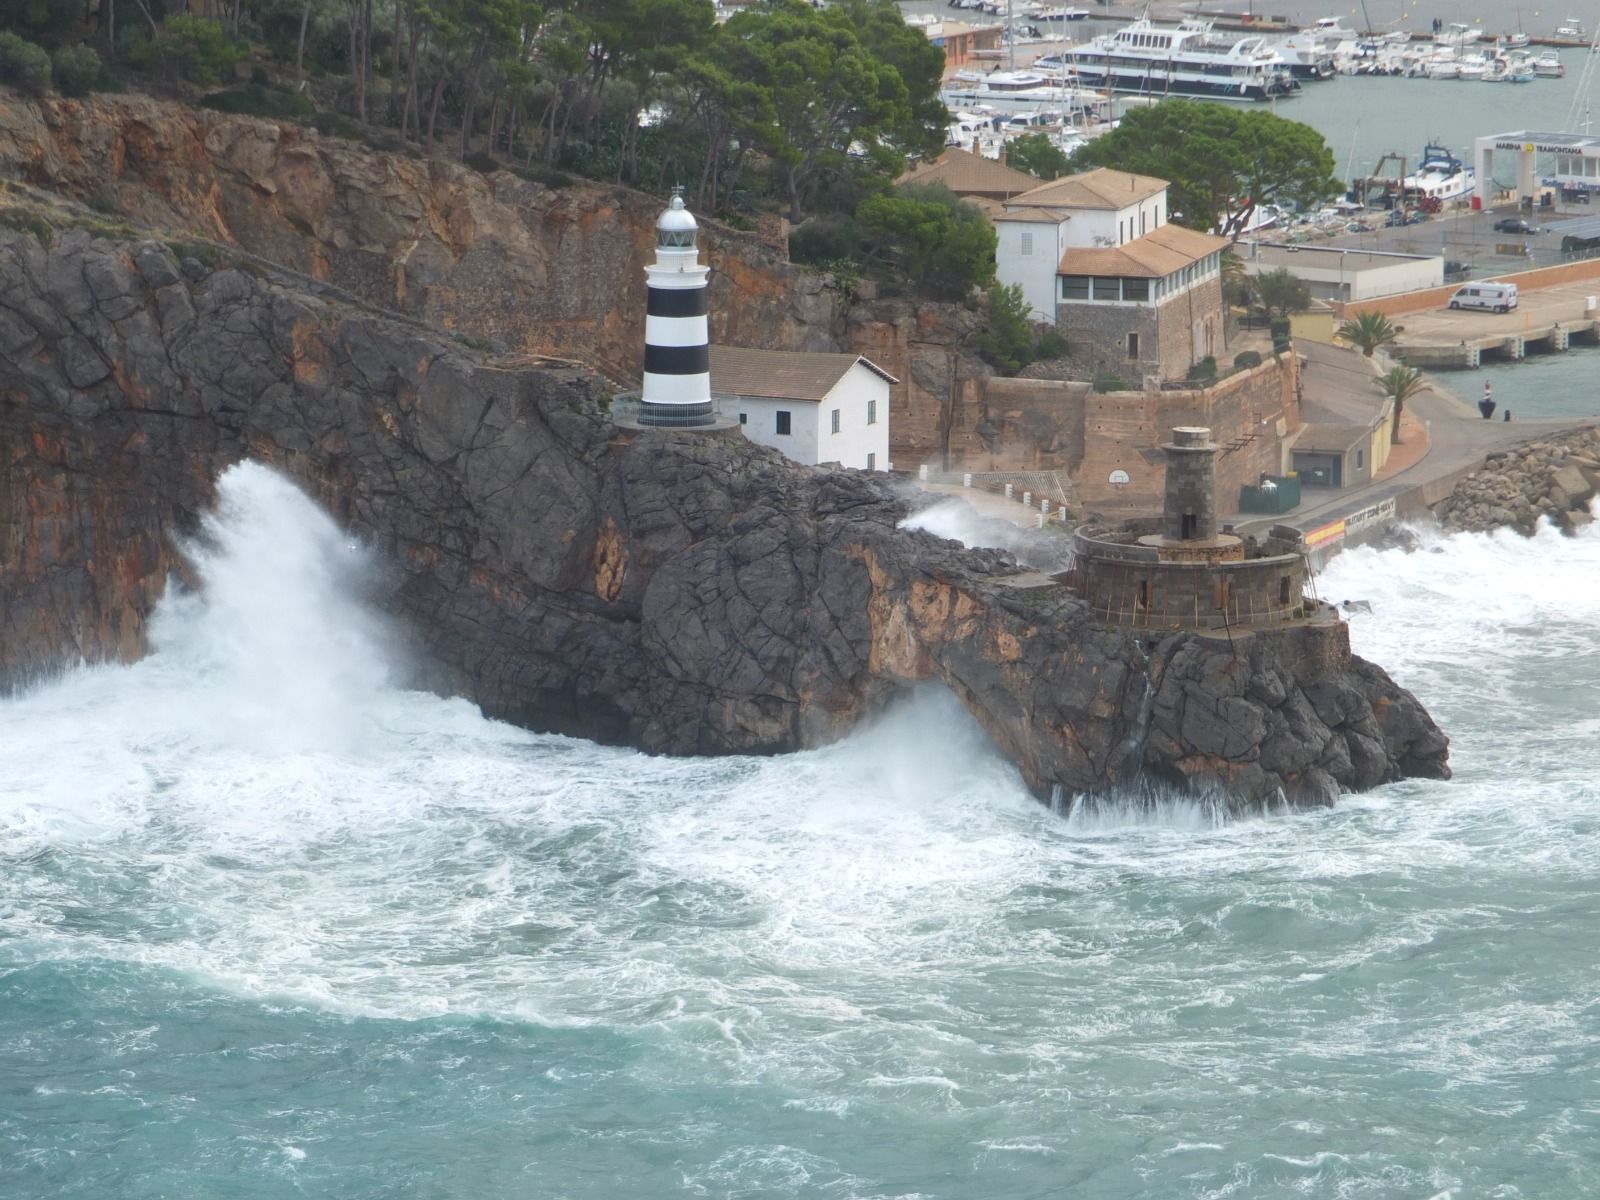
1004;132;1067;182
1337;310;1401;356
1252;267;1312;317
857;183;996;301
1069;99;1340;240
723;0;947;221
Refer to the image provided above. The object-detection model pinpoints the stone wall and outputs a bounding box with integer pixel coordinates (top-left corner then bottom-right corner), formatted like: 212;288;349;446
930;354;1298;517
1071;547;1311;630
1076;355;1300;512
1053;278;1225;388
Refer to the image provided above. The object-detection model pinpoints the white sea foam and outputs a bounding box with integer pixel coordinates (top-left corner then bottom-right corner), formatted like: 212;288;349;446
4;464;1600;1196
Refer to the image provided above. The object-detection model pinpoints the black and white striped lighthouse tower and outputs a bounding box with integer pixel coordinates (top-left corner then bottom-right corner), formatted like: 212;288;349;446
639;189;713;427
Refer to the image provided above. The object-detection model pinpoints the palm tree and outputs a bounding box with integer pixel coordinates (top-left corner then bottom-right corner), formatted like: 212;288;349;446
1377;365;1428;445
1337;310;1401;357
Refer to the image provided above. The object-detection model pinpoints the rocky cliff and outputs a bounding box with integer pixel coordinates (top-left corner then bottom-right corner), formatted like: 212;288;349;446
0;225;1449;805
0;90;1001;470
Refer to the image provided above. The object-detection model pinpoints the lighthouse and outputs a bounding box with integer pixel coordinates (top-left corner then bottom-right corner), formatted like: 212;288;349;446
639;189;713;427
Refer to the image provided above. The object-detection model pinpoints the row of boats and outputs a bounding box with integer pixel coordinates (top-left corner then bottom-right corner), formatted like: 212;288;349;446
937;14;1583;113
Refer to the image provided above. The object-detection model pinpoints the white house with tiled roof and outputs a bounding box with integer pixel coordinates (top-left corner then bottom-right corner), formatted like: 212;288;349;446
993;167;1229;381
711;346;895;471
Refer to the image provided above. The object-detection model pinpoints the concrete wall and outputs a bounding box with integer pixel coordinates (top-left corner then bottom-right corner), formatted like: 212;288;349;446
736;366;890;470
1244;250;1442;302
1330;254;1600;320
739;396;820;465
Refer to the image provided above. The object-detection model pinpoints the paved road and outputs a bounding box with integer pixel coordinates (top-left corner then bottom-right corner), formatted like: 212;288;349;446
1395;278;1600;345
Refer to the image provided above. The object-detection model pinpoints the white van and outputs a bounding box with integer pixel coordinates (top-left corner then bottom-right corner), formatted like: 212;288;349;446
1449;282;1519;313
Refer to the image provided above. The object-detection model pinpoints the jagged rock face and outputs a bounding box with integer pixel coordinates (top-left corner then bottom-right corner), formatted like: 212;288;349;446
0;92;840;382
1435;429;1600;537
0;229;1449;805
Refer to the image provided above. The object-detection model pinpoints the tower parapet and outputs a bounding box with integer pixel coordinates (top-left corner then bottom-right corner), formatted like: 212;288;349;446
1064;426;1324;630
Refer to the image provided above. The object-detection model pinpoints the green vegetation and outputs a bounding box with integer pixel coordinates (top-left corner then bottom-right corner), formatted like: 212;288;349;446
1377;364;1426;444
1185;355;1218;385
49;43;103;95
1337;310;1401;357
0;31;53;95
972;282;1034;371
1069;99;1340;241
1251;266;1311;318
1093;371;1129;393
857;184;995;302
1005;132;1069;182
1233;349;1262;370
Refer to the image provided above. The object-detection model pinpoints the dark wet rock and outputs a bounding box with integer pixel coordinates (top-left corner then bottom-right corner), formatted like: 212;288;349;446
0;228;1450;807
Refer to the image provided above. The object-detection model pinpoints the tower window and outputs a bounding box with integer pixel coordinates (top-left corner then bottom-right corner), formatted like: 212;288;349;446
831;408;841;435
1279;576;1291;605
1182;512;1197;539
776;410;791;435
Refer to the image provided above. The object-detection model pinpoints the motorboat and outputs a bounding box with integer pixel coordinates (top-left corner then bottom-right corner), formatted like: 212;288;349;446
1533;51;1565;77
1402;143;1476;203
1556;19;1587;39
942;68;1110;121
1456;53;1490;80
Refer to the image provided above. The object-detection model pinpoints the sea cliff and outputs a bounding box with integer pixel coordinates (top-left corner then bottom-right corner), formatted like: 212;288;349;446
0;224;1449;805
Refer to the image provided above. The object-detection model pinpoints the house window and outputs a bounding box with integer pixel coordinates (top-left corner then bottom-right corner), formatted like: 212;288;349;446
1021;231;1033;256
831;408;841;434
1122;278;1149;302
1126;332;1139;359
866;452;876;470
776;410;791;435
1092;277;1121;301
867;398;877;425
739;412;747;425
1356;448;1364;469
1062;276;1090;300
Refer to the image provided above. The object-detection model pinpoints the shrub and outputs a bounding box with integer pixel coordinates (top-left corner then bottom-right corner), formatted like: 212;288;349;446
129;16;241;85
1035;325;1067;360
50;44;102;97
1233;349;1262;370
1185;355;1218;384
200;83;315;119
1093;371;1129;393
88;185;118;214
512;163;573;190
463;151;500;175
0;32;53;96
1268;316;1291;343
0;0;79;43
789;214;866;269
973;282;1036;373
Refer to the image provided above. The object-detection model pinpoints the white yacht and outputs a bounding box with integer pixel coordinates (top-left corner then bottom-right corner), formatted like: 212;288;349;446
941;69;1110;123
1048;18;1299;102
1555;19;1587;39
1271;29;1338;79
1533;51;1565;77
1402;144;1476;203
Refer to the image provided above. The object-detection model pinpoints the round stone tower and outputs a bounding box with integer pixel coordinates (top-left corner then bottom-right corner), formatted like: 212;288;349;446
1162;426;1218;543
639;189;713;428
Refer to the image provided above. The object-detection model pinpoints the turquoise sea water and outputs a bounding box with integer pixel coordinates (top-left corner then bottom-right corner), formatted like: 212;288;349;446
4;465;1600;1198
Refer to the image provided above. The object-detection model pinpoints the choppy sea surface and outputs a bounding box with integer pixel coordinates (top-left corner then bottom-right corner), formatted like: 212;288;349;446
3;464;1600;1198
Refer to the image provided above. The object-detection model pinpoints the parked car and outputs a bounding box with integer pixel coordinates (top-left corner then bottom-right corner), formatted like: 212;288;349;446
1493;217;1539;234
1449;282;1519;313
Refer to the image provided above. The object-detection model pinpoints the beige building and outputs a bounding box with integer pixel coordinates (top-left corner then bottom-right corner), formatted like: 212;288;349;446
994;168;1229;381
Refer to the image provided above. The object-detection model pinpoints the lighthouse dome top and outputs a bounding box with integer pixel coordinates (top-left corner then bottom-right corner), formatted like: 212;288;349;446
657;192;698;248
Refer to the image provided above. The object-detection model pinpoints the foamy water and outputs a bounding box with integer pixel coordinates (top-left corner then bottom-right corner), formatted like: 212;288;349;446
4;466;1599;1197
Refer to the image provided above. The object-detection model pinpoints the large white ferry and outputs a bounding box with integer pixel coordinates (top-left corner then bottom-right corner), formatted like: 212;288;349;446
1044;18;1299;102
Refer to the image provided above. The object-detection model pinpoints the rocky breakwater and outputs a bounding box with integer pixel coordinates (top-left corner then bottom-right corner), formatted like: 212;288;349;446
1435;428;1600;536
0;227;1449;806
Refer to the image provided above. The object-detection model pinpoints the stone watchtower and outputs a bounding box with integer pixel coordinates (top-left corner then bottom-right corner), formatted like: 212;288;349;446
1066;426;1317;629
1162;427;1219;543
